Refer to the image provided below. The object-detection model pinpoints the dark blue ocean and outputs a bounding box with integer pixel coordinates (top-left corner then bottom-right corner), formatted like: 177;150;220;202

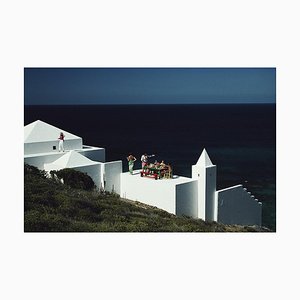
24;104;276;231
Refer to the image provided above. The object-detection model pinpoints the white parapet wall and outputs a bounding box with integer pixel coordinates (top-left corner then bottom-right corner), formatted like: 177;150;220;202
215;185;262;226
175;181;198;218
103;161;122;194
24;152;65;169
120;171;197;216
24;139;83;155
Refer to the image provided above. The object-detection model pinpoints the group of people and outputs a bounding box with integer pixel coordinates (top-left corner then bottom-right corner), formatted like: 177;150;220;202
147;160;166;170
127;153;161;175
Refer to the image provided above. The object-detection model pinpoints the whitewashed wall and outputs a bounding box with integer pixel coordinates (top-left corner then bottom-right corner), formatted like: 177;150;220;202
103;161;122;194
72;164;102;190
175;181;198;218
192;164;217;221
205;165;217;221
43;162;102;190
78;147;106;162
120;173;177;214
216;185;262;226
24;138;83;155
25;146;105;170
24;153;64;169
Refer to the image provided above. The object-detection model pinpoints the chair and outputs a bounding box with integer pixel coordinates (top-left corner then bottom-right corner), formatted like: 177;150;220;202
163;165;172;179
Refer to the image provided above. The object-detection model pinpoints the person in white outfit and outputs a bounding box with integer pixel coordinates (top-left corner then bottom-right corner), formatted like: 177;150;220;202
141;153;155;169
58;132;65;152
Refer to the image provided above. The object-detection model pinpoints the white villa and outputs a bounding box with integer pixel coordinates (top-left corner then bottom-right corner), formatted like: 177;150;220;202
24;120;262;227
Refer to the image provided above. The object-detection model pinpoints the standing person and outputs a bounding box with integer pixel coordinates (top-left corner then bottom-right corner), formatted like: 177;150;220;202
127;153;137;175
141;153;155;169
58;132;65;152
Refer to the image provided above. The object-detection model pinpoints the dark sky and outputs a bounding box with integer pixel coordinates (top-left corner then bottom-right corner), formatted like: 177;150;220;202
24;68;275;105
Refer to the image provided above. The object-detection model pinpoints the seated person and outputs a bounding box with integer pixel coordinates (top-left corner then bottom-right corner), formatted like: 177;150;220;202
154;160;160;168
160;160;166;168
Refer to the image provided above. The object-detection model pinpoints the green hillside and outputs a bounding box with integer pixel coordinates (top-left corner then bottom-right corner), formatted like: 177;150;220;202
24;164;269;232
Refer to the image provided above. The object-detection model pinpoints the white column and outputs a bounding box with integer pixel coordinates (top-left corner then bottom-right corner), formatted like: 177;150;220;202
192;149;217;221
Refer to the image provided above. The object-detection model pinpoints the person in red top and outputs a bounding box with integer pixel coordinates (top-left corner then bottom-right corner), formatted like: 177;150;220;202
58;132;65;152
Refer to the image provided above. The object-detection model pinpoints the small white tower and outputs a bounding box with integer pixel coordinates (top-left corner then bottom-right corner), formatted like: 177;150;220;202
192;149;217;221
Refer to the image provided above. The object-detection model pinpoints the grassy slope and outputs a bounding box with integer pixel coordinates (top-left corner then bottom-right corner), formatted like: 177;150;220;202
24;166;269;232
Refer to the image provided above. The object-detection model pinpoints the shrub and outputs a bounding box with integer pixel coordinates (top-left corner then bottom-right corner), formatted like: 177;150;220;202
50;168;95;191
24;164;47;178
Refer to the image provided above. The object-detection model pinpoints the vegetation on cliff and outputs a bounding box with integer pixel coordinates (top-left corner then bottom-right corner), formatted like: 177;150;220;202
24;164;269;232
